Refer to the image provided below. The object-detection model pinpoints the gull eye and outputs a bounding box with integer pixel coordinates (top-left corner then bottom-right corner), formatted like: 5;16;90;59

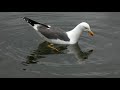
83;26;88;29
84;27;88;29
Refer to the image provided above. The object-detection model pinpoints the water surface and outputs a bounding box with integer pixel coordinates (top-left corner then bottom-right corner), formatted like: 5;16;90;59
0;12;120;78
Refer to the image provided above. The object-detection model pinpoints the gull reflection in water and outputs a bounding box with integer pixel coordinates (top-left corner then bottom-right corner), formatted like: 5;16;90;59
23;41;93;65
67;43;93;64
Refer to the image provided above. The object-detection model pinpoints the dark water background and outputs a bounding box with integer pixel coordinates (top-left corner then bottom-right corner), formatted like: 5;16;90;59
0;12;120;78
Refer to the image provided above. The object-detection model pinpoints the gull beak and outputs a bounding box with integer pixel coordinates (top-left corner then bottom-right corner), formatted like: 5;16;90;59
88;31;94;36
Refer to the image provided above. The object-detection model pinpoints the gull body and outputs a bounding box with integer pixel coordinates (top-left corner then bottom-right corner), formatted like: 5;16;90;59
23;17;94;45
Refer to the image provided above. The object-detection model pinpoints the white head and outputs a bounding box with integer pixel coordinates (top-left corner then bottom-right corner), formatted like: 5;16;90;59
79;22;94;36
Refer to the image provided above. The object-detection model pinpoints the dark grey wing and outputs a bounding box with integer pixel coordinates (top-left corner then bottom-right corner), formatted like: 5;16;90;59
37;26;70;41
23;17;69;41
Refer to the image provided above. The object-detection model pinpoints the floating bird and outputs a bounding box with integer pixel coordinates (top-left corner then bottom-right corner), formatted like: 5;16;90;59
23;17;94;51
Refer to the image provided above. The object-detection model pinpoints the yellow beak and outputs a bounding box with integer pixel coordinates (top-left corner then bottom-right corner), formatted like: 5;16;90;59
88;31;94;36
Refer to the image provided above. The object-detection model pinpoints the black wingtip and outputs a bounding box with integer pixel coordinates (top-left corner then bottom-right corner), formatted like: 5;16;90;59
22;17;41;26
22;17;51;28
23;17;26;20
23;17;29;21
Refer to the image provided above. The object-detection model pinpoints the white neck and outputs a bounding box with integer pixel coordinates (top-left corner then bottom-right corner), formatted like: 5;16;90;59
66;24;84;44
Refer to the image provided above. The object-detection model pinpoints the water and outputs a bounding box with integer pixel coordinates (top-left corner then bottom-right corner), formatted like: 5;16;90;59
0;12;120;78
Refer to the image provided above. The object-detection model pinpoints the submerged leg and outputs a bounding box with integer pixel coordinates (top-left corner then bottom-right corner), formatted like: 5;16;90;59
47;43;59;52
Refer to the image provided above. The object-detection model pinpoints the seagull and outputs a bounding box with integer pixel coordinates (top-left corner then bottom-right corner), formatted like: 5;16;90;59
23;17;94;51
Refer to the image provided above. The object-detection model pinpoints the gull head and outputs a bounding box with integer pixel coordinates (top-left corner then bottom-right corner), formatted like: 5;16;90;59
80;22;94;36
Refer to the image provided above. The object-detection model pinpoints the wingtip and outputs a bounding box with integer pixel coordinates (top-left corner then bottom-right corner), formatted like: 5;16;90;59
23;17;27;20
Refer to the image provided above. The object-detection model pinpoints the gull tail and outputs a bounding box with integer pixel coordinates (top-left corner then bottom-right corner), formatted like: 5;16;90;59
23;17;50;28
